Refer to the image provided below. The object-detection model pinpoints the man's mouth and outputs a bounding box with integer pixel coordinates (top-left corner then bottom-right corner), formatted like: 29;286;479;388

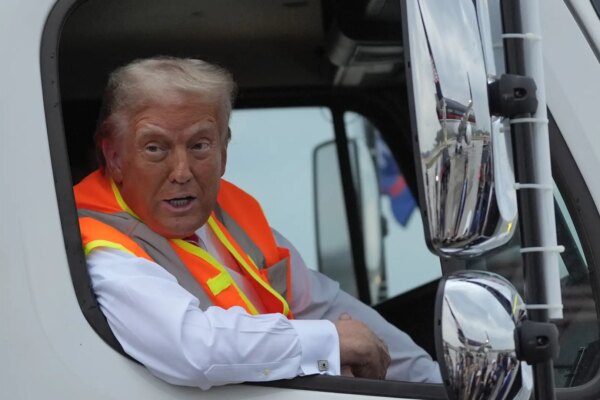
166;196;195;209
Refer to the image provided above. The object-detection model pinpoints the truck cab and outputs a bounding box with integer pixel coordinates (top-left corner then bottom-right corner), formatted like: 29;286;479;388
3;0;600;399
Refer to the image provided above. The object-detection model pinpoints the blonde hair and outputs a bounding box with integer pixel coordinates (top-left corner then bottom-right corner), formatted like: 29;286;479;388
94;56;236;167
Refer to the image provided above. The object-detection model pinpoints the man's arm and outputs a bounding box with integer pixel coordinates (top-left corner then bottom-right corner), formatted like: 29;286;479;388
87;247;341;390
274;230;442;383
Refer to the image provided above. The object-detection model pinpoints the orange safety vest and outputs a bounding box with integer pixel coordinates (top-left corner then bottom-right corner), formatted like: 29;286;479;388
74;170;293;318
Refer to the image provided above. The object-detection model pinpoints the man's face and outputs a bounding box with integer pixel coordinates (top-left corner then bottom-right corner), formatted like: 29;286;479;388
104;93;227;238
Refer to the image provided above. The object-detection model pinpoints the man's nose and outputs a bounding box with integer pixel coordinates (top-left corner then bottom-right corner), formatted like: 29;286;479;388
168;148;193;183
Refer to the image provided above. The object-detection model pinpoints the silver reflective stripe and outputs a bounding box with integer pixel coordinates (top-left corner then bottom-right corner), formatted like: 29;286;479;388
213;204;266;268
226;267;267;314
78;209;214;309
214;204;291;305
266;258;288;300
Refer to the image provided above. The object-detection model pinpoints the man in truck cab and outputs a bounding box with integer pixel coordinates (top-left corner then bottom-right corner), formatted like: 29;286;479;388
74;56;441;389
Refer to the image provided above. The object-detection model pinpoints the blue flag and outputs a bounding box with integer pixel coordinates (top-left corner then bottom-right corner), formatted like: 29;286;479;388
377;137;416;226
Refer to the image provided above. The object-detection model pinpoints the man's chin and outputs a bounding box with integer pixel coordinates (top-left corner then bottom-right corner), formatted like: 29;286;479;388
149;220;205;240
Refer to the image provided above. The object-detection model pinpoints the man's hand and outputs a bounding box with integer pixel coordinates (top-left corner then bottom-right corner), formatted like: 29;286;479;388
334;313;390;379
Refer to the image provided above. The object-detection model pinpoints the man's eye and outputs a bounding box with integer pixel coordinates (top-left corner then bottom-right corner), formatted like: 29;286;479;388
192;142;209;151
144;144;165;156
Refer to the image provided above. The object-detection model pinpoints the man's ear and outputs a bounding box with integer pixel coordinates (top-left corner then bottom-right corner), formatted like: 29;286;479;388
219;127;230;177
102;138;123;183
220;140;228;177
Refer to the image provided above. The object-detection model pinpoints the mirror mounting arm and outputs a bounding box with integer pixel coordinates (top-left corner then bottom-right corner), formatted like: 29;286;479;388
488;74;538;117
515;319;560;365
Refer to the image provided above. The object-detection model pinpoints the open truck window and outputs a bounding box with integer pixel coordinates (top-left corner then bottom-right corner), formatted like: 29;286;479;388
42;0;448;398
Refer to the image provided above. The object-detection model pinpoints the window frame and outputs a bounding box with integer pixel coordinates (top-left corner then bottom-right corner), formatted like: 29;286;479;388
41;0;445;397
41;0;132;359
549;111;600;398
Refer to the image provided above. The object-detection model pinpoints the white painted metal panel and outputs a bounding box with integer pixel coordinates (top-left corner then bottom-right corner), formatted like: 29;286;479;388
0;1;417;399
541;0;600;214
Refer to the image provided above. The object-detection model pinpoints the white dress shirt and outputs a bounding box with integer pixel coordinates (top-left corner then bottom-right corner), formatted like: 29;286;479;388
87;226;441;389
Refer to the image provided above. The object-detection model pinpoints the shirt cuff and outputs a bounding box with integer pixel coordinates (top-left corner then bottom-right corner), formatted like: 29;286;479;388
289;319;341;376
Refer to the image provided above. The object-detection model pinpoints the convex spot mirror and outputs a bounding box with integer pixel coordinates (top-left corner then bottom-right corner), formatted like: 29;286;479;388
402;0;517;256
435;271;533;399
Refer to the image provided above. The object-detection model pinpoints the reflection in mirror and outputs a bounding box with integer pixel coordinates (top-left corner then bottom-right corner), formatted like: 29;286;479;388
405;0;517;256
477;0;518;237
436;271;533;399
476;0;506;77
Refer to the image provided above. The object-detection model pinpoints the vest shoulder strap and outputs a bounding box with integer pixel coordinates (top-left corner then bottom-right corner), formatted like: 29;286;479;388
74;170;123;213
218;180;280;265
79;216;152;260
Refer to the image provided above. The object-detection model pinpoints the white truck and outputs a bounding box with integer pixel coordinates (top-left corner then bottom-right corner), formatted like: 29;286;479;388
2;0;600;399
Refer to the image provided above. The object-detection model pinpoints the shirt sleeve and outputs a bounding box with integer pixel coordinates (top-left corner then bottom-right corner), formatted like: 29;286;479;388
272;229;443;384
86;247;340;390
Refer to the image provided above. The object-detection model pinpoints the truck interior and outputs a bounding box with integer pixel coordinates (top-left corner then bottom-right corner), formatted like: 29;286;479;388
41;0;600;397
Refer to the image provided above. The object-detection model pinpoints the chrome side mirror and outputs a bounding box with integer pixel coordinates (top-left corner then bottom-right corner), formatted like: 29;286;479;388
435;271;533;399
402;0;517;257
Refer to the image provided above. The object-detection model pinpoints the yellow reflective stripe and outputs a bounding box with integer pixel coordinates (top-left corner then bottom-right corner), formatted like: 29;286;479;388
172;239;260;315
207;216;290;316
110;179;141;220
84;240;135;256
207;272;233;295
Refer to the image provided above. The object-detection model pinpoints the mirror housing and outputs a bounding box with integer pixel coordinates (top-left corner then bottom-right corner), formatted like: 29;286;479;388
435;271;533;399
402;0;518;257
